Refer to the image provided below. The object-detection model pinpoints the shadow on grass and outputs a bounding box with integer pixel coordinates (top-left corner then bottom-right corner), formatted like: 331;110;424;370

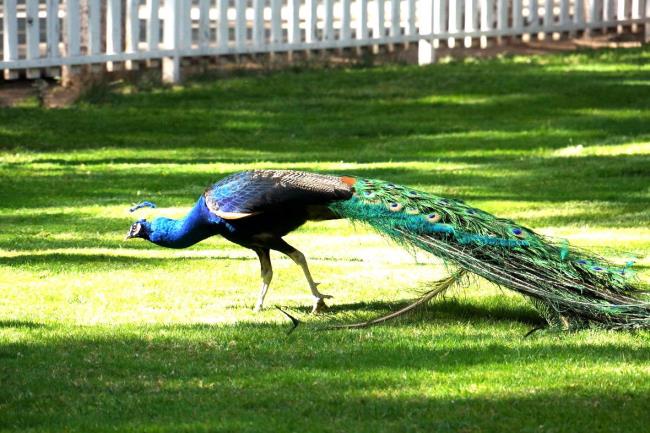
1;320;649;432
0;252;256;270
294;297;545;327
0;320;50;329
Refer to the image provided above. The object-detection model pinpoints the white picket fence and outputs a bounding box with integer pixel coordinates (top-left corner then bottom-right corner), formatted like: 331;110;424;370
1;0;650;82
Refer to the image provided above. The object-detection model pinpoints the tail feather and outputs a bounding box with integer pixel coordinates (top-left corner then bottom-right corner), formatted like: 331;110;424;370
329;177;649;329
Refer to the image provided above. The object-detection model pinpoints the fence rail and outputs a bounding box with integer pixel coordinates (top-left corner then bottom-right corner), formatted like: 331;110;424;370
1;0;650;82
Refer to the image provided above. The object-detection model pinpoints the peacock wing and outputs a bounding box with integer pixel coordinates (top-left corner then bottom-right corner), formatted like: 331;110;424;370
204;170;354;219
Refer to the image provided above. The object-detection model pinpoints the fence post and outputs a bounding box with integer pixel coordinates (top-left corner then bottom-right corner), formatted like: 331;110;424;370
419;0;436;64
163;0;182;83
3;0;19;79
26;0;40;78
645;0;650;41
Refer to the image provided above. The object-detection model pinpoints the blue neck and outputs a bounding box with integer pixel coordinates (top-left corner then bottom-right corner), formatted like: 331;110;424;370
148;197;222;249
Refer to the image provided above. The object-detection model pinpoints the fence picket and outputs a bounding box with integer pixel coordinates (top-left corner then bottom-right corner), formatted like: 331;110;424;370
106;0;121;56
47;0;61;58
589;0;600;25
254;0;265;46
646;0;650;41
162;0;180;81
465;0;476;46
435;0;446;35
236;0;247;49
271;0;282;45
375;0;385;39
632;0;640;18
342;0;352;41
604;0;613;21
479;0;490;46
419;0;434;63
559;0;569;25
3;0;18;78
529;0;539;28
325;0;335;40
306;0;317;43
66;0;81;57
617;0;626;19
289;0;302;43
357;0;369;39
25;0;40;77
575;0;585;24
147;0;161;50
218;0;229;48
498;0;507;37
391;0;401;37
183;0;192;48
544;0;554;29
26;0;39;60
89;0;101;54
199;0;211;48
513;0;523;31
407;0;416;35
126;0;140;54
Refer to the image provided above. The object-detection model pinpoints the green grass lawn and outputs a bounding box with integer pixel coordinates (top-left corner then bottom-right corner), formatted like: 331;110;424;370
1;47;650;432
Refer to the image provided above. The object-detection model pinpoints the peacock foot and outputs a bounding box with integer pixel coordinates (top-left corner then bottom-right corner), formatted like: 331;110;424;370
312;296;330;314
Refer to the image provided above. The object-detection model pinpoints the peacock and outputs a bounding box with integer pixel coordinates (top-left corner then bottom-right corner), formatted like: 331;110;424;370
126;169;648;329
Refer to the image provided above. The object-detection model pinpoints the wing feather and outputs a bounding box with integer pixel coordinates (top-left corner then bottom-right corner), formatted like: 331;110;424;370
204;170;353;220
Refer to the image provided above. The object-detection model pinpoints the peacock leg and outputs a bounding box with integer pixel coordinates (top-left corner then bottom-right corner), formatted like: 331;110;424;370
272;239;331;313
253;248;273;312
288;249;332;313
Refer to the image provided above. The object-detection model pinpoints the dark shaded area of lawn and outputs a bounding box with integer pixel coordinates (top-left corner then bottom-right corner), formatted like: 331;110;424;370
1;320;649;433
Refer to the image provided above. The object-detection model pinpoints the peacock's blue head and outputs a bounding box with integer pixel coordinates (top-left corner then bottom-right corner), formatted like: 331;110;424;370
125;218;152;241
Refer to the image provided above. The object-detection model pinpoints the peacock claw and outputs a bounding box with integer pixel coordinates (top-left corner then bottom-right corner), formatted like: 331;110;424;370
312;297;330;314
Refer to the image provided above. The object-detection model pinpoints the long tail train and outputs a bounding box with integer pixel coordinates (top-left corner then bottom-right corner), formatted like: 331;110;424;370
328;177;648;330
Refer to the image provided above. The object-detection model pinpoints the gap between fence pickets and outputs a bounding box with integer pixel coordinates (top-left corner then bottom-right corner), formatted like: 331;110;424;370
2;0;650;82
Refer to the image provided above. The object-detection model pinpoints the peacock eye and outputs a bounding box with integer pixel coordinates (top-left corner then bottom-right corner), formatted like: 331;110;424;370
576;260;588;265
510;227;527;238
426;213;441;223
388;202;403;212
